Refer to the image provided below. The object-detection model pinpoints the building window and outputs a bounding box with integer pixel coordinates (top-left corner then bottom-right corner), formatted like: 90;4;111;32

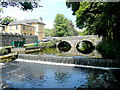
16;25;18;29
23;25;25;30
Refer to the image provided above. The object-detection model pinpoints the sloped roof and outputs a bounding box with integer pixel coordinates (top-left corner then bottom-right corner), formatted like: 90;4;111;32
9;19;46;25
9;23;36;28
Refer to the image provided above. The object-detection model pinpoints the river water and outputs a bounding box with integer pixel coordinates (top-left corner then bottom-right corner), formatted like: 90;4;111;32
1;61;114;89
1;47;119;89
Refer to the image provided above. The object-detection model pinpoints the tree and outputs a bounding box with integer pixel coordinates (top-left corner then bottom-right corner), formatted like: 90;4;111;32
0;1;42;11
54;14;78;37
1;16;15;25
66;2;120;41
66;1;120;59
44;28;51;37
0;1;42;24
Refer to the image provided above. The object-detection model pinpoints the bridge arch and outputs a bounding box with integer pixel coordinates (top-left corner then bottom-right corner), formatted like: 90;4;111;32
57;41;71;52
76;40;95;54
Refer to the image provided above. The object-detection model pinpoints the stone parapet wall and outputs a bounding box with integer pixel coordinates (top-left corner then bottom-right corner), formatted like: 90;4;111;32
0;32;38;47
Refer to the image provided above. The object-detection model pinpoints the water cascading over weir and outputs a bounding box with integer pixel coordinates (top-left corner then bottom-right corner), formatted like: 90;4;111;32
17;54;120;70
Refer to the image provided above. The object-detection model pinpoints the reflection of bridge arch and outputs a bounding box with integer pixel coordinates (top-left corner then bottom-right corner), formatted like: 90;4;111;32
76;40;95;54
57;41;71;52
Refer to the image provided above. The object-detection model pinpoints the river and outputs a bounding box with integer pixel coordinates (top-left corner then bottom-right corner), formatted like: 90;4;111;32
1;61;116;89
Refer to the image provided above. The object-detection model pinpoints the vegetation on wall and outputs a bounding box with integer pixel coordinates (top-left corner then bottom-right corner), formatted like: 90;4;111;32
25;40;58;48
39;40;58;48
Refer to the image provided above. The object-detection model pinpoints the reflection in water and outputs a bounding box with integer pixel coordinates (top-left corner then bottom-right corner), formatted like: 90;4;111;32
2;61;118;88
54;72;70;83
57;41;71;52
76;41;95;54
30;48;101;58
2;61;91;88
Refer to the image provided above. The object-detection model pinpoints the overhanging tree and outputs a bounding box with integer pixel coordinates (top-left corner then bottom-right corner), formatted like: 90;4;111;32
0;1;42;11
1;16;15;25
66;2;120;41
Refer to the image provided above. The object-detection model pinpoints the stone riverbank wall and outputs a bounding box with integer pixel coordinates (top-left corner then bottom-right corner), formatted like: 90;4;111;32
0;33;38;47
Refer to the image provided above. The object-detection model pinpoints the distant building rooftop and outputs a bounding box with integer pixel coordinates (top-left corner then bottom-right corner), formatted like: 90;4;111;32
9;23;36;27
9;19;46;25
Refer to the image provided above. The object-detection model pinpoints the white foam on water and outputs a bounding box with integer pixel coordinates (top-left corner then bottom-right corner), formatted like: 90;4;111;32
0;63;5;68
16;59;120;70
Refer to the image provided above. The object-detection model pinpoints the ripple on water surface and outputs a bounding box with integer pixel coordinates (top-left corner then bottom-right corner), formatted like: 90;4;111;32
2;61;111;88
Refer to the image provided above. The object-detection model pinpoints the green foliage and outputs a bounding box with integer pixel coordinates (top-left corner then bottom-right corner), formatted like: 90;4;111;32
66;2;120;41
66;2;120;59
78;29;94;36
96;39;120;60
50;28;57;37
44;28;51;37
53;14;78;37
78;42;90;51
0;8;3;13
39;40;57;48
0;48;9;55
0;1;42;11
25;44;34;48
1;16;15;25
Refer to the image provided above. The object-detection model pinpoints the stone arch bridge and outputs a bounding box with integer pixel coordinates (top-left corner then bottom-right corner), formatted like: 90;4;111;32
52;35;102;58
53;35;102;48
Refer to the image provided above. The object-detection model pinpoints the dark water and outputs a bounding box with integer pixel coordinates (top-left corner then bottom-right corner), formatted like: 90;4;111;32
1;61;110;88
29;48;101;58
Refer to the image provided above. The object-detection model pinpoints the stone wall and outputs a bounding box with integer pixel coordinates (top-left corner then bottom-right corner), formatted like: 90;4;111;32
0;33;38;47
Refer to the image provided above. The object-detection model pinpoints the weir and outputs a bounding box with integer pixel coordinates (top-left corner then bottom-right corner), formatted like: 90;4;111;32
17;54;120;69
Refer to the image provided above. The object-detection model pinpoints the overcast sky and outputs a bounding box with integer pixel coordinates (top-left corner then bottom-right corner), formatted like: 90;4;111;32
0;0;80;30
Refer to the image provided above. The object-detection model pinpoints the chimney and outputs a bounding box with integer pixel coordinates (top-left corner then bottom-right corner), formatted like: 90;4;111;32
39;17;43;23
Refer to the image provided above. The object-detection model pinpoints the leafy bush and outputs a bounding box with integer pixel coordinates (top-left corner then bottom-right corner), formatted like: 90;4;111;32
39;40;57;48
96;40;120;60
0;48;9;55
